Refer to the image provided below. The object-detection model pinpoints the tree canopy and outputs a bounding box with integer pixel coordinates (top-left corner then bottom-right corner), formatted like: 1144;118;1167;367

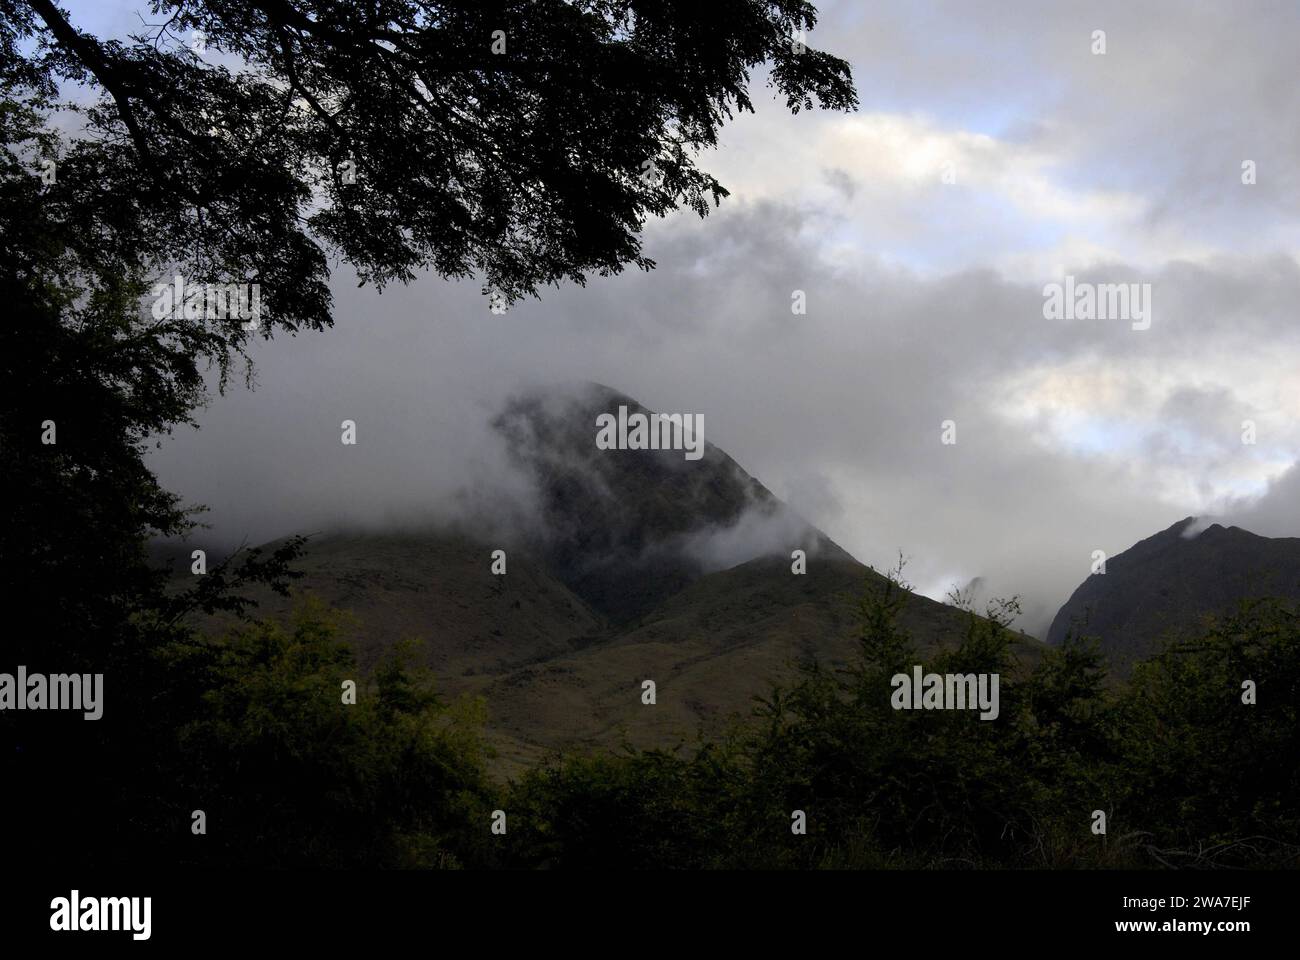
14;0;857;338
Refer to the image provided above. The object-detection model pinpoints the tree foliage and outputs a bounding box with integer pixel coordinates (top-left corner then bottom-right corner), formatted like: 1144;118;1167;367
17;0;857;327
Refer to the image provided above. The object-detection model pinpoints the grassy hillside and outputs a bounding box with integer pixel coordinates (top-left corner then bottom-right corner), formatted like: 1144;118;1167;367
186;530;604;679
184;532;1044;775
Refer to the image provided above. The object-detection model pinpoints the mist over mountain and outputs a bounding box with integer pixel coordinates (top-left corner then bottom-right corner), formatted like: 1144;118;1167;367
1048;516;1300;672
176;383;1040;770
159;379;847;608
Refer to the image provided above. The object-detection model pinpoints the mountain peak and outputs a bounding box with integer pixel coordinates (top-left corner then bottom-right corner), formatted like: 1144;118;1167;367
491;383;851;624
1047;517;1300;670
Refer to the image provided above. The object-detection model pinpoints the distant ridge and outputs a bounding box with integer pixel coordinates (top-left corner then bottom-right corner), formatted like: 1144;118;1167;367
1047;516;1300;672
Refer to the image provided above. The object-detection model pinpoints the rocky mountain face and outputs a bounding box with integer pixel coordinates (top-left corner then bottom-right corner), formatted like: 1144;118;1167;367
491;382;853;624
1047;516;1300;672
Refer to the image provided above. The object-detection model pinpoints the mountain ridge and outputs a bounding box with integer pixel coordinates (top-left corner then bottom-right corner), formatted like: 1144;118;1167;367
1047;515;1300;672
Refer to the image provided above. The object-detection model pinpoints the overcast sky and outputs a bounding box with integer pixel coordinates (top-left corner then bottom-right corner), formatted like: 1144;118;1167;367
70;0;1300;636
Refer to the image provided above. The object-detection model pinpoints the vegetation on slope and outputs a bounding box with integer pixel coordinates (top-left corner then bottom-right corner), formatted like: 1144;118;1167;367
91;567;1298;870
